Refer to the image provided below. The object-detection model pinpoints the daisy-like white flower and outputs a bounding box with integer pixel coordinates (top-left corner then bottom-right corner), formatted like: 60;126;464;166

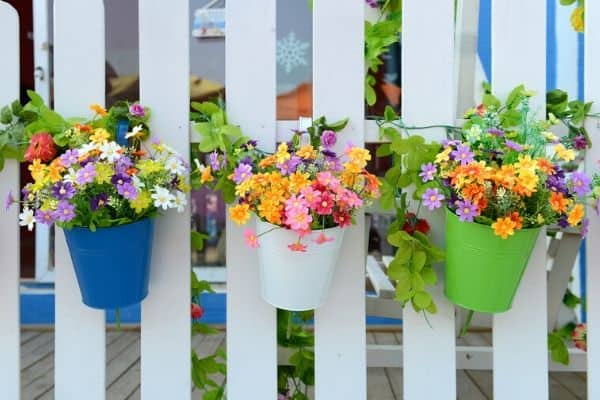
19;208;36;231
165;156;186;175
63;168;78;184
131;175;145;190
78;142;98;157
151;186;175;210
125;124;144;139
99;142;122;163
173;191;187;212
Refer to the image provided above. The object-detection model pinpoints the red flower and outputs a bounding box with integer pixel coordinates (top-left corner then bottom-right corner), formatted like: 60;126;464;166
476;104;486;116
191;303;204;320
572;323;587;351
333;211;352;227
401;213;430;235
24;132;56;162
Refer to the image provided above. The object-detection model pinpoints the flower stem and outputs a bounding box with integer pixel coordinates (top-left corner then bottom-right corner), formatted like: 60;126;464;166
459;309;475;338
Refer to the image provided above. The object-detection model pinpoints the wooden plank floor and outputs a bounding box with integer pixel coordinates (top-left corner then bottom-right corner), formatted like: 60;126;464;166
20;329;586;399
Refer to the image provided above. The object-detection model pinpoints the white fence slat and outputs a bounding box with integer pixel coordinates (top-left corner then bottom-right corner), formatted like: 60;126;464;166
313;1;366;398
225;1;278;398
138;2;191;399
585;4;600;397
53;1;106;398
0;2;20;399
401;1;457;399
491;1;549;399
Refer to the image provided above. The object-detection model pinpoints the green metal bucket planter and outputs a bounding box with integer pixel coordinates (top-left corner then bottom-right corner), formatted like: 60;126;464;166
444;209;541;313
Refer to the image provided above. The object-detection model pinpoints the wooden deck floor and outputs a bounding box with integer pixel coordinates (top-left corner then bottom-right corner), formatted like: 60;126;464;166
19;329;586;399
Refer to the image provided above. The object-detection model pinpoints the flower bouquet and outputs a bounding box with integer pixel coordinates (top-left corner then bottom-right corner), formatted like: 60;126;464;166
6;101;188;309
193;108;380;310
421;86;592;313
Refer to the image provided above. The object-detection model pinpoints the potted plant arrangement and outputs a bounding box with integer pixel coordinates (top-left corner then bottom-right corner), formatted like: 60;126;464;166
191;103;380;311
6;97;188;310
420;86;592;313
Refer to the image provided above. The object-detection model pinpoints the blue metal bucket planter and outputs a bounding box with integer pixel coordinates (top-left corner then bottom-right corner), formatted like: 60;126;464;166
63;218;155;310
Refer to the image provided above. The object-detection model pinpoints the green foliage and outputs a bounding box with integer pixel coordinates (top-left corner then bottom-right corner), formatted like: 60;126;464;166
546;88;593;148
548;323;576;365
0;99;27;171
364;2;402;106
105;100;151;141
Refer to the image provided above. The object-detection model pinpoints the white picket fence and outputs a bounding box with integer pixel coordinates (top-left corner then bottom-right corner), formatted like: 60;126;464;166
1;0;600;399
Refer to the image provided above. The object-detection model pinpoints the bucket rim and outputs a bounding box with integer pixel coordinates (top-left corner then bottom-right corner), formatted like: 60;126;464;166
64;217;154;233
445;207;542;234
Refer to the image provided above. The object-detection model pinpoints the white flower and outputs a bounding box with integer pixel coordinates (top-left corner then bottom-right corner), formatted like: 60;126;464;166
99;142;122;163
131;175;145;190
173;191;187;212
63;168;77;184
165;156;186;175
125;125;144;139
465;125;482;142
193;158;202;170
79;142;97;157
151;186;175;210
19;208;35;231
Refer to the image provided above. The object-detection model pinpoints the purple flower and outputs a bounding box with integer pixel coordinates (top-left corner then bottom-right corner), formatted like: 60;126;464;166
278;156;301;176
419;163;437;182
595;197;600;215
455;199;479;222
90;193;109;211
422;188;445;211
55;200;75;222
441;139;461;148
488;128;505;137
76;163;96;185
52;182;76;200
60;149;79;168
240;156;253;166
505;140;523;152
558;216;569;229
320;130;337;149
322;149;337;159
547;174;568;194
5;190;14;211
129;103;145;117
242;140;257;150
581;218;590;238
232;163;253;184
451;144;474;165
111;173;132;186
365;0;378;8
209;151;220;171
115;156;133;174
117;182;138;200
35;209;56;225
570;172;592;196
573;135;587;150
151;137;161;145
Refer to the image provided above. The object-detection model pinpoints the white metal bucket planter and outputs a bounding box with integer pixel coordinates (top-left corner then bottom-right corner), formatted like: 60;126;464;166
256;219;345;311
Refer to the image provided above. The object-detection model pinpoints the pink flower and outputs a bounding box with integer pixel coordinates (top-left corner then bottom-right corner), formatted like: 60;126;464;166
288;242;307;252
317;171;340;190
243;229;260;248
333;211;352;227
285;195;309;212
301;186;321;208
313;232;334;245
315;192;335;215
286;207;312;232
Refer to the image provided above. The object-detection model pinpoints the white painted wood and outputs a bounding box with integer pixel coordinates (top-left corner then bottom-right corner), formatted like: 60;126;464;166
53;1;106;398
585;4;600;397
491;1;548;398
33;0;53;282
454;0;480;117
366;256;395;299
313;1;366;398
401;1;456;399
138;2;191;399
225;1;278;399
0;3;20;399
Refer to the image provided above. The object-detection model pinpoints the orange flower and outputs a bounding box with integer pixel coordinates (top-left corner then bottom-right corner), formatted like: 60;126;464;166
509;212;523;230
200;165;214;184
90;104;108;116
537;158;555;175
549;192;569;213
288;171;310;193
296;145;317;160
567;204;584;227
259;155;277;168
229;203;251;225
492;217;517;239
75;123;93;133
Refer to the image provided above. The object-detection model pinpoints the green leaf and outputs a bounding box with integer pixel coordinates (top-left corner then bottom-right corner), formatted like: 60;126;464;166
387;259;411;281
0;106;12;125
413;291;433;310
505;84;525;109
27;90;44;106
365;79;377;106
11;100;22;116
192;323;220;336
411;250;427;272
387;230;415;247
421;267;438;285
384;105;397;122
411;272;425;291
326;117;349;132
560;0;576;5
191;231;209;251
376;143;392;157
548;332;570;365
482;94;501;109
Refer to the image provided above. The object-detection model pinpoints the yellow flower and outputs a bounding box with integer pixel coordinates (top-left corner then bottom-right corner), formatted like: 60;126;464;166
275;143;291;164
259;155;277;168
138;159;163;176
257;198;283;225
90;128;110;144
567;204;585;227
130;191;152;214
554;144;575;162
515;155;537;173
28;159;47;182
571;6;584;33
47;162;64;183
536;214;545;225
542;131;558;142
229;203;251;225
435;147;452;164
90;103;108;116
492;217;517;239
95;162;114;184
200;165;214;184
296;145;317;160
177;179;191;193
288;171;310;193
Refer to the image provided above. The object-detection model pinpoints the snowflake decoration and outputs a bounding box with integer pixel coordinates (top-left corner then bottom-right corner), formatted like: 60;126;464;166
277;31;310;74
